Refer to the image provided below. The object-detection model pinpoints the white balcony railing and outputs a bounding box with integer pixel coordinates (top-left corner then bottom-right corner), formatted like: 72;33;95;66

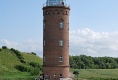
43;2;70;7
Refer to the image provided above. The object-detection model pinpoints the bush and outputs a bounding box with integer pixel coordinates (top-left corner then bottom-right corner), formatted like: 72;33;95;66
30;67;41;76
11;48;24;60
2;46;7;49
29;62;42;69
14;65;30;72
20;59;26;63
0;48;1;51
31;52;36;55
29;62;38;68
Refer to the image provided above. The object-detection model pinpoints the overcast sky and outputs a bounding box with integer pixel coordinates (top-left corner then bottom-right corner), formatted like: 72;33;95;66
0;0;118;57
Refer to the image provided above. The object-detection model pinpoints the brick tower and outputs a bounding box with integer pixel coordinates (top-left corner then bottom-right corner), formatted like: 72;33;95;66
42;0;70;80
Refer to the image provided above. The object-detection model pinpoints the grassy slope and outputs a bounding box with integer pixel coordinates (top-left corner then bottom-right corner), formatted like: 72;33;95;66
0;48;42;79
21;52;42;64
71;69;118;79
1;48;118;79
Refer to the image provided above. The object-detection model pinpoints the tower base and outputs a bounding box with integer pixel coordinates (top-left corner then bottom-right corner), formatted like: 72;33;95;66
43;66;70;80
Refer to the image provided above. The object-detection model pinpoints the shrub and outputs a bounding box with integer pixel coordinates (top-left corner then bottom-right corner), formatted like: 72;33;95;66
10;48;24;60
2;46;8;49
31;52;36;55
0;48;1;51
20;59;26;63
14;65;30;72
30;67;41;76
29;62;38;68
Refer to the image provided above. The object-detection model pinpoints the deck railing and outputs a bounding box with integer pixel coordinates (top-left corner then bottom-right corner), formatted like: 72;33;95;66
43;2;70;7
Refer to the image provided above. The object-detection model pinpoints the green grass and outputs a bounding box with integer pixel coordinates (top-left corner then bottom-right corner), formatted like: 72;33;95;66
21;52;42;64
71;69;118;80
0;48;43;80
1;48;118;80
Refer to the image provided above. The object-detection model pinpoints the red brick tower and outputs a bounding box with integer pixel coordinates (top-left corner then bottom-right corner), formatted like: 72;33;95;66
43;0;70;80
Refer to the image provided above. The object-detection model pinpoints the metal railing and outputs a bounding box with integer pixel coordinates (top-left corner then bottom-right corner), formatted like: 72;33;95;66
43;2;70;7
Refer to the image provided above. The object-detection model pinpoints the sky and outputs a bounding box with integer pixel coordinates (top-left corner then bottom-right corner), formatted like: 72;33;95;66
0;0;118;57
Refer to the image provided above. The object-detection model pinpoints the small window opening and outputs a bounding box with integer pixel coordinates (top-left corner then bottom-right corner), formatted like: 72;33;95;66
44;56;45;62
54;74;56;78
60;74;63;78
59;21;63;29
43;22;45;29
44;40;45;46
59;40;63;46
59;56;63;62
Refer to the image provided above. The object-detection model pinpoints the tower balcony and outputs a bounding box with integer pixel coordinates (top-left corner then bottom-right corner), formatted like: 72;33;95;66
43;2;70;8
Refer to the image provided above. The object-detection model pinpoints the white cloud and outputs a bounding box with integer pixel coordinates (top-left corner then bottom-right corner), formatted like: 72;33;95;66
0;39;43;57
70;28;118;57
1;28;118;57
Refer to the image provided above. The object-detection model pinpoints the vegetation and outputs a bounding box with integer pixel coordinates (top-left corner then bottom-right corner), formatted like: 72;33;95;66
0;46;43;80
1;46;118;80
71;69;118;80
70;55;118;69
2;46;8;49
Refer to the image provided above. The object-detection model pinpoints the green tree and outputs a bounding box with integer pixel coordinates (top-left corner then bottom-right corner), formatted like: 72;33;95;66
2;46;7;49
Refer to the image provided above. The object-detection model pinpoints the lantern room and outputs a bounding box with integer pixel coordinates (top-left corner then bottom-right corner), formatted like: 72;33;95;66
44;0;69;7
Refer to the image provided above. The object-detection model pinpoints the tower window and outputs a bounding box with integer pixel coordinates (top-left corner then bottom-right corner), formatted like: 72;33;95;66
46;74;49;79
44;56;45;62
60;74;63;78
54;74;56;78
59;40;63;46
59;21;63;29
59;56;63;62
44;40;45;46
43;22;45;29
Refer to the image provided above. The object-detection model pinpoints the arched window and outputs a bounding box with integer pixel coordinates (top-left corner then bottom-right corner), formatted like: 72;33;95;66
59;40;63;46
59;21;63;29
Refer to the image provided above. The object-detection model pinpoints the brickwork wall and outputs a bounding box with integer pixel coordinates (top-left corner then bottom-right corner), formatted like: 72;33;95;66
43;66;70;79
43;6;70;80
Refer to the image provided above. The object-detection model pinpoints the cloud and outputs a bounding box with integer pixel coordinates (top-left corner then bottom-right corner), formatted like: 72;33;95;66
70;28;118;57
1;28;118;57
0;39;43;57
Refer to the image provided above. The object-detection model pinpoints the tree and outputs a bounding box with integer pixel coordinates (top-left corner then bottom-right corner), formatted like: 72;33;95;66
69;55;118;69
2;46;7;49
0;48;1;51
31;52;36;55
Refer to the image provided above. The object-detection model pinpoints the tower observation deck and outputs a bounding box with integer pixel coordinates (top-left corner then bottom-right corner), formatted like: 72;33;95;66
43;0;70;7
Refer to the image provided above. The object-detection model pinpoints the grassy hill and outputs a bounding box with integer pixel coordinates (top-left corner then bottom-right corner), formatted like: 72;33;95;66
0;47;43;80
